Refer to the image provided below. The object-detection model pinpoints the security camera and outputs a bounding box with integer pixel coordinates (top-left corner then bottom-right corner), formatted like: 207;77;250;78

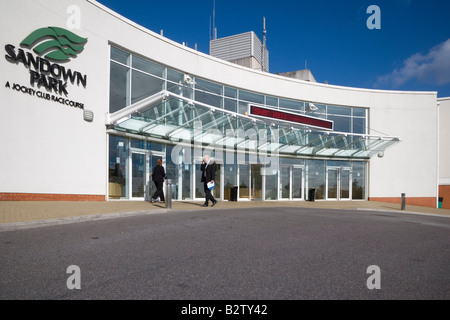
184;74;193;84
308;103;318;111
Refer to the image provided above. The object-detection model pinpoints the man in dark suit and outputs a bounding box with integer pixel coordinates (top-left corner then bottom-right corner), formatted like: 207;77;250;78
201;154;217;207
151;158;166;203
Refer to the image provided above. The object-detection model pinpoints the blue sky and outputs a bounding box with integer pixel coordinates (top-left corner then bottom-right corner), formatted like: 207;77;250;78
96;0;450;97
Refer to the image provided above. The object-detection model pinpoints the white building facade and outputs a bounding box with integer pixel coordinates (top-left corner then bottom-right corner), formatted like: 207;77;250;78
0;0;446;208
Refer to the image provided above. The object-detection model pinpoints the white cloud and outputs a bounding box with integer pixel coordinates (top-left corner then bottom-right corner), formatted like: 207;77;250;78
376;38;450;88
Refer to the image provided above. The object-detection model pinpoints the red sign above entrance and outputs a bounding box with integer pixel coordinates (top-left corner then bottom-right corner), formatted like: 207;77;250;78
248;105;333;130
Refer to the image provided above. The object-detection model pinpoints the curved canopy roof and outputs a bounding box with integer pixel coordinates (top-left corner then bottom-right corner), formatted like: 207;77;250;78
106;90;400;160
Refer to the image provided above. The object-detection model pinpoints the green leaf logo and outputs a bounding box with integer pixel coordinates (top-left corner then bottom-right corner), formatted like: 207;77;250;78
20;27;88;61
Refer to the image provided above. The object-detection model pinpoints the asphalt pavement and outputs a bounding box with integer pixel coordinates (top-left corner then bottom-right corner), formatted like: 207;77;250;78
1;206;449;302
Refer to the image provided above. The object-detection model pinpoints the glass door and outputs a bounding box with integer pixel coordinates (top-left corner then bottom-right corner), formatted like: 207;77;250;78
131;152;146;199
340;168;351;200
211;163;221;200
251;164;263;200
148;152;166;201
280;166;290;199
292;166;304;200
194;159;205;200
327;167;351;200
327;168;338;200
280;165;304;200
238;164;250;200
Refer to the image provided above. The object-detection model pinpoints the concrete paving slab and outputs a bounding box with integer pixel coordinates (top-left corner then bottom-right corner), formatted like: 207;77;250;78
0;200;449;226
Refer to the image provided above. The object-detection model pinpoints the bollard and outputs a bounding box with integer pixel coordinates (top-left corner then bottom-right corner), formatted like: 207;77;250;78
401;193;406;211
165;179;172;209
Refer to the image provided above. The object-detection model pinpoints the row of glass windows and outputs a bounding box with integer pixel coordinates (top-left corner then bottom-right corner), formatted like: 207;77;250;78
109;46;367;135
109;135;366;201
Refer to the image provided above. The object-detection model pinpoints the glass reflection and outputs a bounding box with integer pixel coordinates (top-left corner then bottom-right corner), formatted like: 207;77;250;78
239;165;249;199
281;166;290;199
352;162;366;200
265;169;278;200
131;70;164;105
109;61;129;113
306;160;325;200
109;136;128;199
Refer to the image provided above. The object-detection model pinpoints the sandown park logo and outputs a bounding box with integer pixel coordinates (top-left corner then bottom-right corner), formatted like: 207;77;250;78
4;26;89;105
20;26;88;61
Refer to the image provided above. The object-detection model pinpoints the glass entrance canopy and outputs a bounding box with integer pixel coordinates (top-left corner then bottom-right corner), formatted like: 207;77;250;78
106;90;400;160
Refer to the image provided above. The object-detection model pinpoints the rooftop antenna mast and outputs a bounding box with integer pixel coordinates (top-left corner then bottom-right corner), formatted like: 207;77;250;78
263;16;267;47
261;16;267;72
212;0;217;40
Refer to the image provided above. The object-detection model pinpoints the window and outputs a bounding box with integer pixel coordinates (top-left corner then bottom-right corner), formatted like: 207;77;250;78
306;160;326;200
327;115;351;133
196;78;223;95
352;162;366;200
224;87;237;98
132;55;165;77
280;98;304;112
353;108;366;117
109;135;129;199
111;46;130;65
327;105;351;116
266;96;278;108
353;117;366;134
239;90;264;104
195;91;222;108
109;45;368;137
224;98;237;113
109;61;130;113
131;69;164;105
